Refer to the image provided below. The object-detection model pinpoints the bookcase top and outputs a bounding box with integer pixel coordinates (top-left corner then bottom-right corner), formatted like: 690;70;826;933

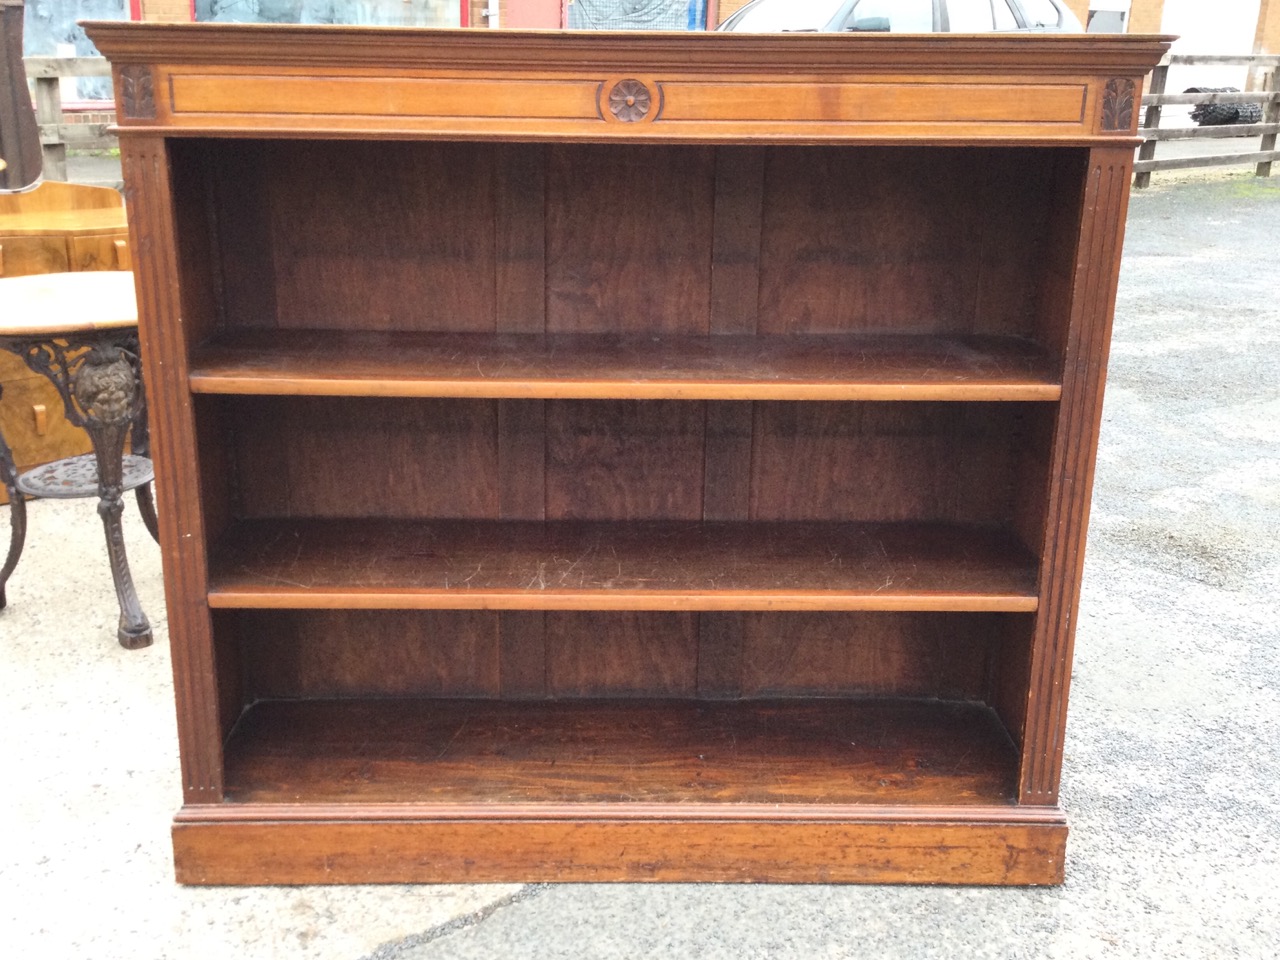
85;22;1171;76
83;24;1171;145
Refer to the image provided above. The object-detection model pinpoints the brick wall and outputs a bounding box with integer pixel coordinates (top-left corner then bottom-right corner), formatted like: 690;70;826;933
1061;0;1088;28
1128;0;1165;34
141;0;194;21
714;0;750;23
64;108;116;124
1258;0;1280;54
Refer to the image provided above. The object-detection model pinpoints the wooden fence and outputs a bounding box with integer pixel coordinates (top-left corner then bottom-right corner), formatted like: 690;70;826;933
1135;54;1280;188
23;55;113;182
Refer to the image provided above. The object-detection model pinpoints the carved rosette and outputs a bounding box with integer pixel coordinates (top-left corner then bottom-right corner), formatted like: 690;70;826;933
608;79;653;123
1101;78;1135;132
120;65;157;120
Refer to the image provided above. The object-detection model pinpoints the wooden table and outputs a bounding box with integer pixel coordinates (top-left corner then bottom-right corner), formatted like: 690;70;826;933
0;271;157;647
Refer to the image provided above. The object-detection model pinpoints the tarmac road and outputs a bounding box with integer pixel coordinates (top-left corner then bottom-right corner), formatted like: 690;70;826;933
382;182;1280;958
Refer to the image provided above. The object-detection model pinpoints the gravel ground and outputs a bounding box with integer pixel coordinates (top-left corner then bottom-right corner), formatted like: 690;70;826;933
1;173;1277;960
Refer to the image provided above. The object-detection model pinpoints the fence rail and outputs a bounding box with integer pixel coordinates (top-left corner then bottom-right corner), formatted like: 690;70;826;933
23;56;113;182
1135;54;1279;188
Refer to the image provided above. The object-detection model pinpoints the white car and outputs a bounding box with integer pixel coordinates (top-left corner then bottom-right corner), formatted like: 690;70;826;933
717;0;1084;34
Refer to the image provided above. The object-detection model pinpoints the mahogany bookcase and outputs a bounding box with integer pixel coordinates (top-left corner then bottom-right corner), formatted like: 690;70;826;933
86;23;1170;885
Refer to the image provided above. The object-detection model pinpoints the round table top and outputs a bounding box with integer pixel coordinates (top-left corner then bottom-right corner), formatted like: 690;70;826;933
0;271;138;337
0;206;128;237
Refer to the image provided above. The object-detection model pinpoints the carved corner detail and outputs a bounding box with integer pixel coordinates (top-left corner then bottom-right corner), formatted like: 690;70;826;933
120;65;157;120
1101;78;1135;133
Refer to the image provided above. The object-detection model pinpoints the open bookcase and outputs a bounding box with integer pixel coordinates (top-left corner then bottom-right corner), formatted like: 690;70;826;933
87;23;1169;885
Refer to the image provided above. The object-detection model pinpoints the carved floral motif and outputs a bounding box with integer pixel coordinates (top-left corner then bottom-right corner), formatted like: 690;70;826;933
1101;78;1135;132
608;79;652;123
120;65;156;120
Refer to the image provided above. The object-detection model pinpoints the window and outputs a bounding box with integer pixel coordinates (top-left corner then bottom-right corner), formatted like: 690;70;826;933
945;0;1020;31
726;0;849;32
846;0;934;31
1018;0;1065;28
992;0;1018;29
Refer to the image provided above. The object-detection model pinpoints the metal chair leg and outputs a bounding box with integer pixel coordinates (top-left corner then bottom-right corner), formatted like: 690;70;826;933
0;415;27;611
135;482;160;543
129;391;160;544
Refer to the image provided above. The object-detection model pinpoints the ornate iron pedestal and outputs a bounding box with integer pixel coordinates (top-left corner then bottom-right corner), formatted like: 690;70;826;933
0;272;158;649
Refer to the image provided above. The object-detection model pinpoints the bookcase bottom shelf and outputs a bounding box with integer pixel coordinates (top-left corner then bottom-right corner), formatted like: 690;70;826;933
170;697;1066;885
224;697;1019;805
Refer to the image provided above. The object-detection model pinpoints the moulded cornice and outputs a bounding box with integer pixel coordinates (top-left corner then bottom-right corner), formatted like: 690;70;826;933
83;22;1174;76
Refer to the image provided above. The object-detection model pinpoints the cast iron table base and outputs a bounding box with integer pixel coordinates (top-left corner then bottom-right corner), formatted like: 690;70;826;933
1;318;159;648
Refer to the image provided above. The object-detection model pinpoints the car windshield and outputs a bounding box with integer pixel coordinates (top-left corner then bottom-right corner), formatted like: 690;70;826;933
1019;0;1078;28
726;0;847;32
846;0;934;31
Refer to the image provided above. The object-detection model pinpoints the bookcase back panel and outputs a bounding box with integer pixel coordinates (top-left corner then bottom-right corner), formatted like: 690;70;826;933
224;396;500;519
176;140;1086;345
545;400;706;521
756;146;1085;340
546;612;700;696
212;396;1050;528
232;610;502;701
738;612;992;699
749;401;1031;523
545;145;716;335
221;140;499;333
219;609;997;703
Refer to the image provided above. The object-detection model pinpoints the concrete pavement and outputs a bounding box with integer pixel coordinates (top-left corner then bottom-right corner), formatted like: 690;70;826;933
1;172;1277;959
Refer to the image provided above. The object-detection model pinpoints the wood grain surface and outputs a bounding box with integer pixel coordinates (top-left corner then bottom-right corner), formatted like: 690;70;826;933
83;23;1165;884
87;24;1169;146
207;518;1040;612
221;697;1019;805
189;330;1061;401
218;608;1006;703
173;817;1067;885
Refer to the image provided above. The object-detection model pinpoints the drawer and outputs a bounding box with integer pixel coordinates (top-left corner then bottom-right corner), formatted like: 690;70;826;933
0;353;91;504
0;235;70;277
71;232;131;271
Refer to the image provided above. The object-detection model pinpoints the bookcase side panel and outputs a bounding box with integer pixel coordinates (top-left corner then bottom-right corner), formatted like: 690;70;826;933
201;140;278;334
121;134;226;802
1020;145;1135;804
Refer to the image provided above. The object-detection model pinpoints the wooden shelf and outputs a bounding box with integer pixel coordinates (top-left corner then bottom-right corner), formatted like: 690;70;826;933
188;330;1061;402
207;519;1040;612
223;697;1020;806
